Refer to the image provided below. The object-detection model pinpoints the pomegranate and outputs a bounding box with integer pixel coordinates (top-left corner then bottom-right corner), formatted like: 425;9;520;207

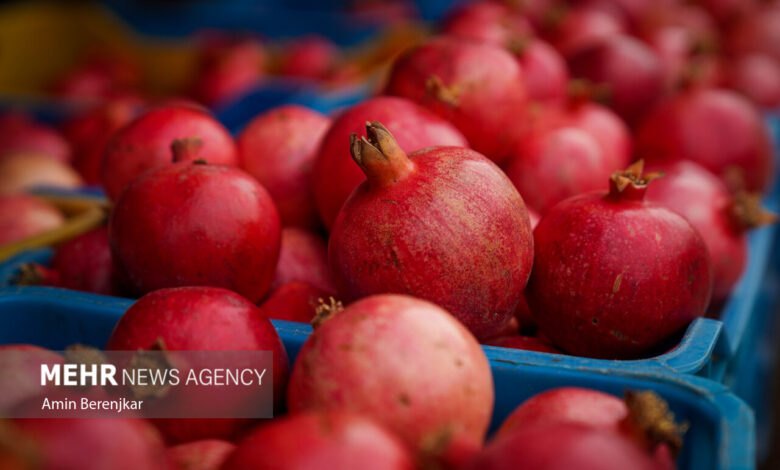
560;99;632;171
725;54;780;109
0;195;64;245
237;105;331;229
106;286;289;443
166;439;235;470
0;153;83;194
49;54;140;100
48;226;121;295
0;113;71;162
545;5;626;57
101;105;237;201
568;34;664;123
0;345;63;412
328;122;533;339
441;1;533;48
9;418;167;470
288;294;493;462
497;387;628;437
61;99;139;184
726;5;780;62
645;161;776;307
222;411;414;470
516;39;569;104
636;88;774;192
526;162;713;358
466;423;675;470
483;335;561;353
260;281;331;323
192;36;266;106
110;156;280;302
384;36;527;164
278;35;340;81
271;228;336;295
503;126;614;215
312;96;467;230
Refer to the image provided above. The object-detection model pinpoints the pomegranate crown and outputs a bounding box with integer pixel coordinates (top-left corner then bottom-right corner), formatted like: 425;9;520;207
311;297;344;329
622;390;688;457
349;121;415;187
730;191;778;230
609;160;662;200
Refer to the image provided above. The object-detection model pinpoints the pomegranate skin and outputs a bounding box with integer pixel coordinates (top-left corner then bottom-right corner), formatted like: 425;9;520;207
517;40;569;104
384;36;527;164
278;35;340;81
287;295;494;459
106;286;289;444
726;54;780;109
192;37;266;106
0;195;64;245
0;113;71;162
568;35;664;123
466;423;673;470
527;169;713;358
560;101;632;171
547;6;626;57
166;439;235;470
0;153;83;194
329;126;533;340
637;88;774;192
237;105;331;230
61;99;139;184
222;411;415;470
483;335;560;353
101;105;238;201
497;387;627;438
504;126;613;215
49;226;121;296
271;228;336;295
260;281;330;323
110;161;280;302
312;96;467;230
441;1;533;48
644;161;749;306
11;418;168;470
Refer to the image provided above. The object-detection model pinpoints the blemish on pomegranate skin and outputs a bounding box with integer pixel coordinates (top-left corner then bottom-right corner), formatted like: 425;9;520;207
612;274;623;293
398;394;412;406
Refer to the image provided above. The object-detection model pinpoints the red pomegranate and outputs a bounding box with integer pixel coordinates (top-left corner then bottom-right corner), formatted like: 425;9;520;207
725;54;780;109
110;157;280;302
9;418;167;470
260;281;330;323
516;40;569;104
312;96;467;230
61;99;139;184
0;195;64;245
101;105;237;200
328;122;533;339
278;35;341;81
271;228;335;295
526;162;713;358
568;34;664;123
0;345;63;412
545;5;626;57
192;36;266;106
166;439;235;470
384;36;527;164
0;153;83;194
560;99;632;171
106;286;289;444
636;88;774;193
287;294;493;463
237;105;331;229
0;113;71;162
504;126;614;215
222;412;414;470
441;1;533;48
483;335;561;353
645;161;776;307
726;5;780;62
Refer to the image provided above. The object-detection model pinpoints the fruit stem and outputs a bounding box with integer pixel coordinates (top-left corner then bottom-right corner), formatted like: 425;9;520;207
729;192;778;231
350;122;416;188
171;137;204;163
608;160;663;201
620;390;687;457
14;263;57;287
311;297;344;329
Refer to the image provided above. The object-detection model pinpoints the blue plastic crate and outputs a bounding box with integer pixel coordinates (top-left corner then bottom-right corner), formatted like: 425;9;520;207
0;286;755;470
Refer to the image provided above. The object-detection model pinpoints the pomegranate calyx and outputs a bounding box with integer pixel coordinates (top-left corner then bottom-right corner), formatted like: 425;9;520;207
609;160;662;199
128;341;175;401
507;35;532;56
14;263;48;286
729;192;778;230
311;297;344;329
171;137;204;163
65;344;109;371
350;122;415;187
425;75;460;107
621;390;687;457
